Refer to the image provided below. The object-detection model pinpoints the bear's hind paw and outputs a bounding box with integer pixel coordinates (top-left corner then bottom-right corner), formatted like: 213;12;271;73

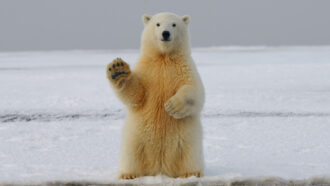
179;172;202;178
119;173;139;179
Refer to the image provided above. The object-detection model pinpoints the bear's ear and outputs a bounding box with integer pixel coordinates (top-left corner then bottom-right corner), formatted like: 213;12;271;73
182;15;190;25
142;14;152;25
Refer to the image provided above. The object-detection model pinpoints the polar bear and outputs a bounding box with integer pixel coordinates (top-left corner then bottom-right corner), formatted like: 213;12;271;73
106;12;205;179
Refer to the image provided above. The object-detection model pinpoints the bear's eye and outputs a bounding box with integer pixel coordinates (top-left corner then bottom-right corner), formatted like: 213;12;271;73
172;23;176;27
156;23;160;27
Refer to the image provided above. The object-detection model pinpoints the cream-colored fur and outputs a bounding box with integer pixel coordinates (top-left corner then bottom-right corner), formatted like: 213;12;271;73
106;12;205;179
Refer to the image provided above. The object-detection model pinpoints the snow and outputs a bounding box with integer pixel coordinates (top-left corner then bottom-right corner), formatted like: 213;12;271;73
0;47;330;184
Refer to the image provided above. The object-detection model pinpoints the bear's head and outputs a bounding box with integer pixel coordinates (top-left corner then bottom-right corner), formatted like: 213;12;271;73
141;12;190;55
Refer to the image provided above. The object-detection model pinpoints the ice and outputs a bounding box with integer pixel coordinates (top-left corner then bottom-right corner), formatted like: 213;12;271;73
0;47;330;184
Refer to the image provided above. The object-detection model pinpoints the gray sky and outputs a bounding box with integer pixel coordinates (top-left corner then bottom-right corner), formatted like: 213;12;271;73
1;0;330;51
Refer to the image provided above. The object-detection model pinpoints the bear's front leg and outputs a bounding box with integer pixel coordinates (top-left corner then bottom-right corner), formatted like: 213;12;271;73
165;85;199;119
106;58;145;108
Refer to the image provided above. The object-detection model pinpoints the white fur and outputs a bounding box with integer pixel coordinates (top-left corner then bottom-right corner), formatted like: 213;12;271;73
113;12;205;178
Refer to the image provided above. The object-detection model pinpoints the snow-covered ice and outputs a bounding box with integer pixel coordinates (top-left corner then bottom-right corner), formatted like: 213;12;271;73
0;47;330;184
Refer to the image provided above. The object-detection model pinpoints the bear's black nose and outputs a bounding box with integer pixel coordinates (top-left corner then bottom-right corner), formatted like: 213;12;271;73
162;31;170;41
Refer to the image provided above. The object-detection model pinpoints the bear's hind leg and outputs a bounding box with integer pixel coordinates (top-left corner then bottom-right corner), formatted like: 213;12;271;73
118;141;150;179
118;145;148;179
118;123;150;179
162;140;204;178
162;123;204;178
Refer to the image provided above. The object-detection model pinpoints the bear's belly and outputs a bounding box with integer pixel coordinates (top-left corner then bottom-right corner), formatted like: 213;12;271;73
141;93;177;129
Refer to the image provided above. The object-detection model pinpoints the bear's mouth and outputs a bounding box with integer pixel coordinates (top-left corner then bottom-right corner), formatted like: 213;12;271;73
161;39;171;42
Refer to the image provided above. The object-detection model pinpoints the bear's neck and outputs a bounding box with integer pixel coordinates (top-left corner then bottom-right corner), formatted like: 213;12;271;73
140;45;190;62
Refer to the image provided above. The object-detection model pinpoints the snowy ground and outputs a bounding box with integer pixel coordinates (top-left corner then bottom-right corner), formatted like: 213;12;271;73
0;47;330;185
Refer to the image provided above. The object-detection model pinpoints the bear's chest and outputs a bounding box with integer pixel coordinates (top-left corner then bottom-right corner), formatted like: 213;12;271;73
144;63;185;101
135;61;188;126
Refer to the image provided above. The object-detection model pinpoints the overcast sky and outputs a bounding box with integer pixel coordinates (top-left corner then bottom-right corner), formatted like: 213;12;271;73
0;0;330;51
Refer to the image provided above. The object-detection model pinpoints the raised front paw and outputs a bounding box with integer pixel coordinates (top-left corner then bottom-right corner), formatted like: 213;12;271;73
106;58;131;87
165;96;194;119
